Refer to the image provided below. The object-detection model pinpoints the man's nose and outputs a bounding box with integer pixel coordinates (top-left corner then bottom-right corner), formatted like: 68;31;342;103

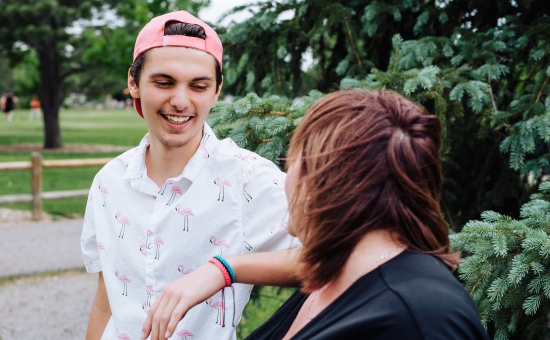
169;86;191;112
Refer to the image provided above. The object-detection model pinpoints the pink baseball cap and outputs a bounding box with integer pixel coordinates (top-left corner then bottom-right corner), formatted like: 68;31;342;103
132;10;223;117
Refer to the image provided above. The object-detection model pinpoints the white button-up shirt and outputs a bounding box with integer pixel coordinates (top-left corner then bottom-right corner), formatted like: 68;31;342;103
81;123;298;340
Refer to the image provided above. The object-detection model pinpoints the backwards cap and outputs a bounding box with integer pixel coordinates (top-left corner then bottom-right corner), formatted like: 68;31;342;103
132;11;223;117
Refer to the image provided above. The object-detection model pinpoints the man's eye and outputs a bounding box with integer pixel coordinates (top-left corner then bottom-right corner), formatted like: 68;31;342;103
155;81;172;87
193;85;208;91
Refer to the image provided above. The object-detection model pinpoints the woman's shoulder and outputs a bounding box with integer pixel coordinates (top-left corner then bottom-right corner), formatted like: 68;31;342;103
374;251;489;339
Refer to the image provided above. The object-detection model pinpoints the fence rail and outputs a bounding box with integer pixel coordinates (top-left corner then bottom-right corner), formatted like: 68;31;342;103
0;152;111;221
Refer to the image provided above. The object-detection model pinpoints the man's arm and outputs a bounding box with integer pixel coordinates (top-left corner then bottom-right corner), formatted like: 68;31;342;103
142;248;300;340
227;248;300;286
86;272;111;340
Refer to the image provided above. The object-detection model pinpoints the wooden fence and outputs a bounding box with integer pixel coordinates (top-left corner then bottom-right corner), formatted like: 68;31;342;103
0;152;111;221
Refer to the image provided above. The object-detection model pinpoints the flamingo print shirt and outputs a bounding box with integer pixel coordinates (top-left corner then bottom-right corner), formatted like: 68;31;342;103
81;123;299;340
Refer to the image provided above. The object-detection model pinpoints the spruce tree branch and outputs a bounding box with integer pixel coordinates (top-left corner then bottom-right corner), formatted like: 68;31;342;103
506;75;549;119
490;229;525;239
470;271;486;294
391;38;401;75
535;76;549;104
488;71;498;112
344;19;364;78
249;109;287;116
277;58;282;96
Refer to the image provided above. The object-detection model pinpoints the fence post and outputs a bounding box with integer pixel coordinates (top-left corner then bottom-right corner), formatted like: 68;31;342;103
31;152;42;221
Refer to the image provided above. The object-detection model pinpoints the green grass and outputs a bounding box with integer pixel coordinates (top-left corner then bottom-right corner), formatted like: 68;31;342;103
0;108;292;337
0;108;145;218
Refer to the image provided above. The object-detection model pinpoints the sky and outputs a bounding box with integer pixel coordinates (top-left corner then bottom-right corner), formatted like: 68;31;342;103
198;0;266;26
198;0;312;70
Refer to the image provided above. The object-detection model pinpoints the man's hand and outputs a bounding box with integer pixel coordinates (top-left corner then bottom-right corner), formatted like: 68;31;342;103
141;263;225;340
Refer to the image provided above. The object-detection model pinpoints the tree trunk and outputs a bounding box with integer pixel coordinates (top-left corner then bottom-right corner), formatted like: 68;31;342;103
38;42;63;149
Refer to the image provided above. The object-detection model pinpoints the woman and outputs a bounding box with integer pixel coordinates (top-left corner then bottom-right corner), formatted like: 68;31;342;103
246;89;488;339
142;90;488;340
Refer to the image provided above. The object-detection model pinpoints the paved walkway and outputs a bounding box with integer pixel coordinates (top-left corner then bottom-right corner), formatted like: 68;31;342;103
0;219;96;339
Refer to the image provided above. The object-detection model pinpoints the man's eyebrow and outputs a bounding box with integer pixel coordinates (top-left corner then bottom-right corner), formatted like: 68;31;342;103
148;73;214;82
149;73;175;80
190;76;215;82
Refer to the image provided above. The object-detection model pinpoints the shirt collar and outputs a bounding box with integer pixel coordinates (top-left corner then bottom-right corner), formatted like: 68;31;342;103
123;122;219;184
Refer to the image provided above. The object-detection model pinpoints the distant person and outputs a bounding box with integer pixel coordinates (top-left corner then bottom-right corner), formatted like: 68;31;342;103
28;96;41;121
2;92;18;122
80;10;299;340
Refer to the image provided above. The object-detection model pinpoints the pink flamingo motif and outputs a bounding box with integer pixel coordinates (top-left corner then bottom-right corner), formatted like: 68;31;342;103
118;333;130;340
99;183;109;207
176;329;194;340
202;133;210;146
145;229;154;248
175;204;194;232
115;270;131;296
239;230;252;251
242;182;253;202
158;181;173;195
214;178;231;201
199;144;209;159
235;154;257;162
115;212;130;239
145;285;154;307
139;244;147;256
270;211;289;233
178;264;193;275
210;235;229;256
206;297;226;326
97;242;106;251
206;288;236;327
273;177;283;185
154;237;164;260
142;302;149;313
167;185;182;206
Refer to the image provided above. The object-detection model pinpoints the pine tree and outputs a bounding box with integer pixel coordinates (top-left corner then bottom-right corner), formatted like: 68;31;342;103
451;181;550;339
216;0;549;229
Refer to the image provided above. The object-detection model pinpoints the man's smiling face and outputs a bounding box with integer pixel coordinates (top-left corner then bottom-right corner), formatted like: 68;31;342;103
128;46;221;151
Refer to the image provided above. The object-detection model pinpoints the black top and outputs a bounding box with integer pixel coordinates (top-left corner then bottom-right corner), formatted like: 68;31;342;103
246;251;488;340
3;95;14;112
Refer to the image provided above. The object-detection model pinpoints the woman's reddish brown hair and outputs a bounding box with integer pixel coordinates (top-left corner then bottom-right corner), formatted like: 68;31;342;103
287;90;460;292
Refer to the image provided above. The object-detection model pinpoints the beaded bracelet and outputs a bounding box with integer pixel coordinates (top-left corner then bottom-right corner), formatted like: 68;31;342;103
214;255;237;284
209;257;232;287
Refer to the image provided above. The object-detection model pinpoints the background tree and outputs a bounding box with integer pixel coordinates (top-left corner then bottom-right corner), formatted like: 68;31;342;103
0;0;110;148
214;0;549;228
0;53;16;94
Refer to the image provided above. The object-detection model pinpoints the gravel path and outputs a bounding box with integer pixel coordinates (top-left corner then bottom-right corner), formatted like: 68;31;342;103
0;271;96;340
0;210;96;340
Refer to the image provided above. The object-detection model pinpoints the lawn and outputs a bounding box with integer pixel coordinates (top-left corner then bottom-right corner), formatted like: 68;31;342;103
0;108;145;218
0;107;292;338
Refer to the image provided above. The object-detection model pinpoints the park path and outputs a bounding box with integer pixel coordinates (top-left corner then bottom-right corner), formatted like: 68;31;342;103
0;218;96;339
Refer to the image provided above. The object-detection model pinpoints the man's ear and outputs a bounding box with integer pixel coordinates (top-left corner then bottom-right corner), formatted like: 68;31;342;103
215;75;223;98
128;68;140;99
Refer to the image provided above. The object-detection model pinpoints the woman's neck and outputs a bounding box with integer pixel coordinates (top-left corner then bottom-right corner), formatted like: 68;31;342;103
282;230;404;340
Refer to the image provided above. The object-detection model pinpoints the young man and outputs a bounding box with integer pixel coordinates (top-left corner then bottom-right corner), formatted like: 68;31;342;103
81;11;299;339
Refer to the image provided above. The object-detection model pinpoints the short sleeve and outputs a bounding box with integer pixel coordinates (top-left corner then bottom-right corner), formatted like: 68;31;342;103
239;158;300;253
80;178;102;274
